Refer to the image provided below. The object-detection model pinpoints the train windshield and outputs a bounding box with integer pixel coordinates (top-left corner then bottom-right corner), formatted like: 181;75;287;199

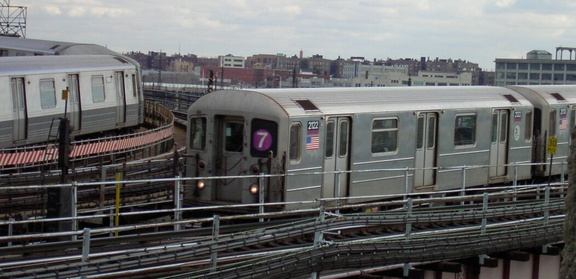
225;121;244;152
189;117;206;150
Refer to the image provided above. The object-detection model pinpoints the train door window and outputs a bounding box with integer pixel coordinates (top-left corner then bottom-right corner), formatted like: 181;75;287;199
491;113;498;143
224;121;244;152
500;111;508;142
39;79;56;109
91;75;105;103
11;78;25;112
371;118;398;154
289;123;301;163
427;115;436;148
11;77;27;141
250;118;278;158
525;111;533;141
189;117;206;150
339;120;349;157
454;114;476;146
549;109;557;137
325;120;335;158
417;116;424;149
132;74;137;97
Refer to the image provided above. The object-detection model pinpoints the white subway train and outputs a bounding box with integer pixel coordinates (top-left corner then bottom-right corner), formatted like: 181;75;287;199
185;85;575;210
0;54;144;148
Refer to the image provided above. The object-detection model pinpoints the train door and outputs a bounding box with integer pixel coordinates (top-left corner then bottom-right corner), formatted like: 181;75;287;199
11;77;26;142
414;112;438;188
214;116;245;202
67;74;81;131
489;109;509;178
323;117;351;199
114;71;126;124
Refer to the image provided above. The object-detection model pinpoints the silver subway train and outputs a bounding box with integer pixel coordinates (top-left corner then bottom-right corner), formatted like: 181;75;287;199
185;85;575;210
0;54;144;148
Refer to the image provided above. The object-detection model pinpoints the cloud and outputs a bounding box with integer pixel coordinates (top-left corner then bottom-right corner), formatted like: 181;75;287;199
496;0;517;8
15;0;576;70
43;6;62;15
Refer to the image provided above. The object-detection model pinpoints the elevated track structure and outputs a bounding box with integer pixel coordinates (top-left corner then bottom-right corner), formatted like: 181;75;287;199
0;167;568;278
0;100;175;172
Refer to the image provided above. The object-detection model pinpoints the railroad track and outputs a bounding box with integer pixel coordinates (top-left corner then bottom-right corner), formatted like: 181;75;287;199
0;189;564;278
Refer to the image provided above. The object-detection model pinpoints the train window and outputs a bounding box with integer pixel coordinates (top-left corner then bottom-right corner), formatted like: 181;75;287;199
39;79;56;109
224;121;244;152
525;111;533;141
189;117;206;150
549;110;557;137
371;118;398;154
454;114;476;146
289;123;301;163
325;121;335;158
91;76;105;103
250;119;278;158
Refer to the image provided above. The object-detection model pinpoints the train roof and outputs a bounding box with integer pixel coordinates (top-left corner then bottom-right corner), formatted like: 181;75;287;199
0;55;135;76
193;86;532;117
0;36;120;56
508;85;576;106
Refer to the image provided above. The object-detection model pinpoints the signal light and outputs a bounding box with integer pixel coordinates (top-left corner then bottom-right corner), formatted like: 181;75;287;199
207;70;214;93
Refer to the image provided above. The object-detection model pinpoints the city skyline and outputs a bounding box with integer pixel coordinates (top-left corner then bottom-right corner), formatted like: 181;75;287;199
15;0;576;71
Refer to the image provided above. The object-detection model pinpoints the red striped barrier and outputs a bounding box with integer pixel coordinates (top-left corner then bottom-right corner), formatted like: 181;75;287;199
0;125;173;168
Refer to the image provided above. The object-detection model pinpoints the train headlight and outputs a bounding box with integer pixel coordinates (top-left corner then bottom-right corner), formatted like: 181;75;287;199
197;180;206;190
249;184;259;195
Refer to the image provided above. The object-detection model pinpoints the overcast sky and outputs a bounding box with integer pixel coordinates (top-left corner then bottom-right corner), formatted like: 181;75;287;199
14;0;576;70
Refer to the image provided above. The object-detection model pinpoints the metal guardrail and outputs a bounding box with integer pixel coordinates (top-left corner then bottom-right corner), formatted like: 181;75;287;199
0;177;565;278
0;161;568;242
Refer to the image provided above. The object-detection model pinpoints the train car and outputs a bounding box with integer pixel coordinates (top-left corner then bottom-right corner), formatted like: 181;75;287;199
0;54;144;148
508;85;576;176
185;86;535;210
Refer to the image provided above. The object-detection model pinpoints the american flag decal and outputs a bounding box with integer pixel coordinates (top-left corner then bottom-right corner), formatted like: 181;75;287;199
559;118;568;130
306;136;320;150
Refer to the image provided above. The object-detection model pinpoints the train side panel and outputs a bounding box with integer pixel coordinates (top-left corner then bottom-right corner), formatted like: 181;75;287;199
283;116;325;209
185;87;538;211
0;55;143;148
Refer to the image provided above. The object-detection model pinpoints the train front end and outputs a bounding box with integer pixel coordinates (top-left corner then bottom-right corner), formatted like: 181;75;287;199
184;90;287;211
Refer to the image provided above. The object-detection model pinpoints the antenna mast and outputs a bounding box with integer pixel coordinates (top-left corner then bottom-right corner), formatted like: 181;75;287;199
0;0;27;38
